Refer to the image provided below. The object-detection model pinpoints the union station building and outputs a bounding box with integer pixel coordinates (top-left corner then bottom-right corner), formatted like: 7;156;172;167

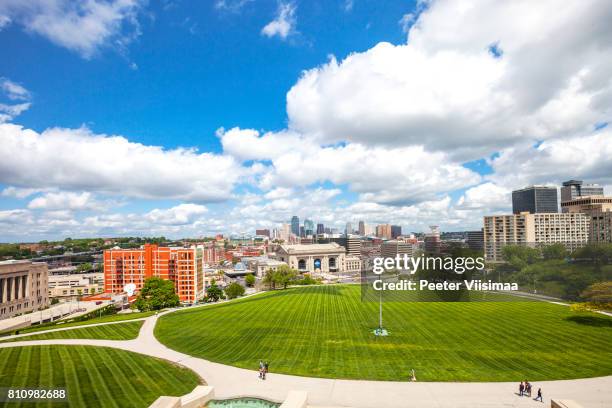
273;243;346;273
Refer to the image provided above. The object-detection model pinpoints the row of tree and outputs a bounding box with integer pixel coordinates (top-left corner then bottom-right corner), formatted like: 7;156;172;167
132;277;249;311
497;243;612;304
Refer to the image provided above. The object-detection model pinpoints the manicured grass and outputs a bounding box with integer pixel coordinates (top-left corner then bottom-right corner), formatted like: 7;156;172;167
155;285;612;382
1;321;143;342
0;345;201;407
0;311;155;337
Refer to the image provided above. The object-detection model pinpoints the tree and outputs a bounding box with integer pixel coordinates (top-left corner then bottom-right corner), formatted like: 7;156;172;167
274;265;298;289
206;279;224;302
245;274;255;287
263;268;276;290
571;281;612;312
225;282;245;299
133;277;180;311
542;244;568;260
76;263;92;273
502;245;541;270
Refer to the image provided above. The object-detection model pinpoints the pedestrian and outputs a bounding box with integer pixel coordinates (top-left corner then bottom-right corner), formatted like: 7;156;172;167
258;360;264;379
535;388;543;402
410;369;416;382
263;361;269;380
526;381;532;397
519;381;524;396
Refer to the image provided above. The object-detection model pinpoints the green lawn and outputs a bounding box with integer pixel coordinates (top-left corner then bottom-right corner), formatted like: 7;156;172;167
0;311;155;337
155;284;612;382
1;321;143;342
0;345;201;407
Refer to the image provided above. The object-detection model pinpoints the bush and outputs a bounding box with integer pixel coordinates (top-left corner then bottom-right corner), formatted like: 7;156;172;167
245;274;255;287
224;282;245;299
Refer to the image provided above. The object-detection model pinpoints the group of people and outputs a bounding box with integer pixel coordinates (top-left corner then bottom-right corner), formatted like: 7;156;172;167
258;360;269;380
519;381;543;402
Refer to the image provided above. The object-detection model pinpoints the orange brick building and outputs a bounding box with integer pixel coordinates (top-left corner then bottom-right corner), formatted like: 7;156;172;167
103;244;205;303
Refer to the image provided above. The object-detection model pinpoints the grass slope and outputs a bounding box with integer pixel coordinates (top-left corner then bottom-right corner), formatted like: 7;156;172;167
155;285;612;382
1;321;143;342
0;311;154;337
0;345;201;408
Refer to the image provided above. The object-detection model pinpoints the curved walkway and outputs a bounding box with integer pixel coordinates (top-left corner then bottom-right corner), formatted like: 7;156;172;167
0;300;611;408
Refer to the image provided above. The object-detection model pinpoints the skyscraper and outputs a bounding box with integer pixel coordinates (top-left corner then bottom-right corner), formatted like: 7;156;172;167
316;223;325;234
345;222;353;235
358;220;365;235
304;219;315;236
561;180;604;203
291;216;300;236
376;224;392;239
391;225;402;238
512;186;558;214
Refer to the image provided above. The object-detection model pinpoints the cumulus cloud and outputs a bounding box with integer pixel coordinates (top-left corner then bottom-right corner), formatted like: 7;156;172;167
261;1;296;40
28;191;108;211
286;0;612;159
219;127;481;205
0;0;145;58
488;128;612;189
0;123;243;202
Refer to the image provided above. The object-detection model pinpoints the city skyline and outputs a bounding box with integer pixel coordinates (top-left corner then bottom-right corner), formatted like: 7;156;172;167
2;0;612;241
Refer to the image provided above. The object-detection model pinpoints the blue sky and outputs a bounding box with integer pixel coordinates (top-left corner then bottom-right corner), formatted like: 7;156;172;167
1;0;611;241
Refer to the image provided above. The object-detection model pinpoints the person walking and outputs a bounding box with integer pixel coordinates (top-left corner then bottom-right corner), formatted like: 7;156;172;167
258;360;264;379
535;388;543;402
263;361;269;380
526;381;532;397
519;381;524;396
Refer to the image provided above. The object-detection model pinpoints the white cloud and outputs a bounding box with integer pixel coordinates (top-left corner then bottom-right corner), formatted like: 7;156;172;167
261;1;296;40
0;123;244;202
27;191;108;211
0;0;144;58
219;128;481;205
215;0;254;13
0;78;31;123
489;128;612;189
0;78;30;101
343;0;354;12
286;0;612;160
456;182;510;211
1;186;45;199
0;102;31;123
144;203;208;226
398;13;414;33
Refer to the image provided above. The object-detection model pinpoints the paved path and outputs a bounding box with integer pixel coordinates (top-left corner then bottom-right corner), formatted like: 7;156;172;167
0;298;611;408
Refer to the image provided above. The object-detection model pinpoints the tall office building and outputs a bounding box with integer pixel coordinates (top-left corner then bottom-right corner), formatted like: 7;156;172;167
255;229;270;237
483;213;589;261
1;260;49;320
104;244;205;303
391;225;402;239
376;224;392;239
561;180;604;204
290;216;300;236
381;240;415;260
316;223;325;234
304;219;315;236
345;222;353;235
320;236;362;256
512;186;558;214
358;220;366;236
562;195;612;243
